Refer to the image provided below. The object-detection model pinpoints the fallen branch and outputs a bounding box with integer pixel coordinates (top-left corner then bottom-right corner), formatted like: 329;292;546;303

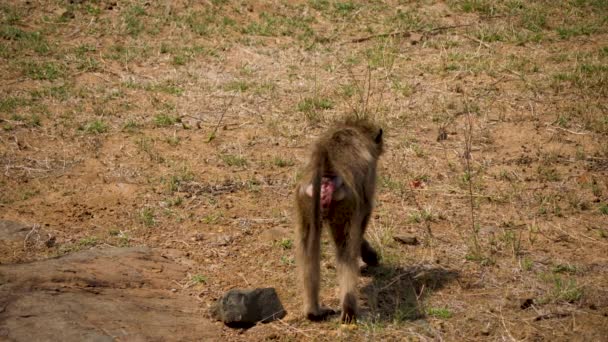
462;34;491;48
345;24;474;44
534;312;571;321
207;92;237;142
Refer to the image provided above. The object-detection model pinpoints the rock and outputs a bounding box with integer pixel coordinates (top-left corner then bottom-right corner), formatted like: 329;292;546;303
211;288;286;328
480;322;492;336
0;220;34;242
393;235;419;245
0;247;219;341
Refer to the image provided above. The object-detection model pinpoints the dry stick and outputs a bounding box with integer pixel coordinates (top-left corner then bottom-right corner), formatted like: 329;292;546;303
464;101;481;256
346;24;475;44
364;64;372;115
208;92;237;141
345;65;366;115
462;34;491;49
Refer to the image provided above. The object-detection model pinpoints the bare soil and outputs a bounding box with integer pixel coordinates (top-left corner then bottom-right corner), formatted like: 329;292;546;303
1;1;607;341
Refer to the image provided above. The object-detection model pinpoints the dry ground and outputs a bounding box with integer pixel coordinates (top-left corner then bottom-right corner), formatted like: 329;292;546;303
1;0;607;340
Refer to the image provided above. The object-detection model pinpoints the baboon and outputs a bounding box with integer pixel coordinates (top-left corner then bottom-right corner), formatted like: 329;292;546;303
295;118;384;323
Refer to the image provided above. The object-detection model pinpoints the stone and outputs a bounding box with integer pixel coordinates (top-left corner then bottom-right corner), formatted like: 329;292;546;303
211;288;286;328
0;247;219;341
393;235;419;245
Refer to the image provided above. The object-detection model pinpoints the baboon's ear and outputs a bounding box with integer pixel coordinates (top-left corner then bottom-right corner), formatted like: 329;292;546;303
375;129;383;144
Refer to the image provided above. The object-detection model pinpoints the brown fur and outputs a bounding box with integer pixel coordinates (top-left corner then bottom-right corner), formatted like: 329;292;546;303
295;118;383;323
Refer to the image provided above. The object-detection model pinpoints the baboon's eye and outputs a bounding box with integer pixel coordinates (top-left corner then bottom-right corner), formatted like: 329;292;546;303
375;129;383;144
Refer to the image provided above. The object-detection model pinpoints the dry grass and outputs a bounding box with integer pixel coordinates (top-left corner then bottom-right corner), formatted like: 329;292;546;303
1;0;607;340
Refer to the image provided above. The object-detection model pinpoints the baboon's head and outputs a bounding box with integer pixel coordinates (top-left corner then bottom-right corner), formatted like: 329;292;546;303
342;117;384;157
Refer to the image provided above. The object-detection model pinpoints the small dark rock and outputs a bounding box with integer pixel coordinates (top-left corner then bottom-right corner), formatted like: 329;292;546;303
45;235;56;248
520;298;534;310
480;323;492;336
393;235;419;245
60;10;75;20
210;288;286;328
437;127;448;141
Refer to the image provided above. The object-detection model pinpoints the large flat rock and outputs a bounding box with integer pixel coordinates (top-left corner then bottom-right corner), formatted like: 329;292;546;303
0;247;218;341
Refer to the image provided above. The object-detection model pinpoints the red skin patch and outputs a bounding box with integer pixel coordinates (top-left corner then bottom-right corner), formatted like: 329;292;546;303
320;177;335;208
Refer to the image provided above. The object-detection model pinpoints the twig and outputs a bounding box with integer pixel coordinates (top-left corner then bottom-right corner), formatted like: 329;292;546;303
378;272;410;292
207;93;237;142
270;318;313;338
546;126;588;135
345;24;474;44
464;100;481;255
462;34;491;49
534;312;571;321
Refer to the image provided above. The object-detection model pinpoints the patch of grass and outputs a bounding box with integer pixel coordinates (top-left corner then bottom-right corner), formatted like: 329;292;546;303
521;257;534;271
426;307;453;319
108;229;130;247
224;80;251;92
280;255;295;266
164;167;194;193
123;5;146;36
393;305;420;323
599;203;608;215
165;196;183;207
82;119;108;134
537;166;561;182
297;97;333;111
78;236;98;248
552;264;577;274
0;26;50;55
275;238;293;250
242;12;314;42
201;211;222;224
181;9;234;36
191;274;208;284
272;156;294;168
154;114;180;127
165;135;180;146
30;84;71;101
388;9;425;31
122;120;141;132
297;97;333;122
333;1;359;16
144;81;183;95
379;175;406;194
557;25;598;40
0;96;28;113
221;154;248;167
540;274;583;304
140;207;156;227
408;208;437;223
22;61;63;80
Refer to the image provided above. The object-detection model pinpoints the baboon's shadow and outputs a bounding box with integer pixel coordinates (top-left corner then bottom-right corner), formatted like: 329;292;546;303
360;264;459;322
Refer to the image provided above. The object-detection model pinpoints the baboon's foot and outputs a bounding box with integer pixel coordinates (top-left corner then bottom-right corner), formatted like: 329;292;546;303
306;307;336;321
340;293;357;324
361;240;379;266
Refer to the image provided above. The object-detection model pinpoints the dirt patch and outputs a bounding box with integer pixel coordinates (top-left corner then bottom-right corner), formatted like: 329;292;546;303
0;246;218;341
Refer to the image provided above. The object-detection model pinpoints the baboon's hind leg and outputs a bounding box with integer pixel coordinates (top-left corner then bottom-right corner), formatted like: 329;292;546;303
360;212;379;266
297;212;335;321
331;220;361;323
361;239;379;266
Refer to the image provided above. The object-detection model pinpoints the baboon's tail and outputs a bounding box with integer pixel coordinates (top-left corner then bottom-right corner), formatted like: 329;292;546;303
312;147;328;235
